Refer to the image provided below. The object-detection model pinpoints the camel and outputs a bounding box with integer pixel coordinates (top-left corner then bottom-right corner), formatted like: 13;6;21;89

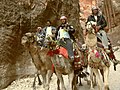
21;32;53;90
44;36;90;90
85;21;110;90
51;52;74;90
43;36;74;90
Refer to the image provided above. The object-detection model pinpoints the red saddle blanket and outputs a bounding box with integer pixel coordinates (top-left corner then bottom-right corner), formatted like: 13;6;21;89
47;47;68;58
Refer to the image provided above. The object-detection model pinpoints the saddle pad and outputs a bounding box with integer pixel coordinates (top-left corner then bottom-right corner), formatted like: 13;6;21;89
58;47;68;58
47;47;68;58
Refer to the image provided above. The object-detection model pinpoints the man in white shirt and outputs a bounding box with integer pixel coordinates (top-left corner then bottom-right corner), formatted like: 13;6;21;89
42;20;56;40
36;27;44;46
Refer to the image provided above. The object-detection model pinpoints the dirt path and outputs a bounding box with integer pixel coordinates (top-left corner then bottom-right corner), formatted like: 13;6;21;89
2;48;120;90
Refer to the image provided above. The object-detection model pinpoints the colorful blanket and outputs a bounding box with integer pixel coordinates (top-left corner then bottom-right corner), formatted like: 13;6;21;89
47;47;68;58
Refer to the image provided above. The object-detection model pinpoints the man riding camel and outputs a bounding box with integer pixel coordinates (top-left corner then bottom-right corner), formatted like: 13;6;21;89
57;16;75;62
43;20;56;40
35;20;56;47
85;6;110;53
36;27;44;46
84;6;120;68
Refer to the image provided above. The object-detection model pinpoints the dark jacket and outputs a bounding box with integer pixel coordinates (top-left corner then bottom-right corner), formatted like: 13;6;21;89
86;14;107;30
56;23;75;40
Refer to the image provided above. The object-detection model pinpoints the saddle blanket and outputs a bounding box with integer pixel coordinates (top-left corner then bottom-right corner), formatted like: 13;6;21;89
47;47;68;58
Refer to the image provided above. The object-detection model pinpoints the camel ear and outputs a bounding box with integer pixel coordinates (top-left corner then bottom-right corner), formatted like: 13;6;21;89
25;32;32;37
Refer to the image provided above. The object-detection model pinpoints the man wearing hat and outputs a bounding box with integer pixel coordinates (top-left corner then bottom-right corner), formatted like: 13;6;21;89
86;6;110;53
57;16;75;62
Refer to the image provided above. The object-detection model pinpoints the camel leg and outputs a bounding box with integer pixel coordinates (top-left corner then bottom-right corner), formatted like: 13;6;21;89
73;74;78;90
56;72;66;90
100;69;104;82
45;70;53;90
37;74;42;85
89;67;94;90
68;71;74;90
93;73;97;87
103;67;110;90
33;73;37;90
57;77;60;90
93;69;102;90
41;71;47;89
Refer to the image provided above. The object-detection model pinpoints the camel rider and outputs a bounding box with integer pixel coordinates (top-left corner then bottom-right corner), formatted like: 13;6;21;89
42;20;56;40
86;6;110;53
57;16;75;62
36;27;45;46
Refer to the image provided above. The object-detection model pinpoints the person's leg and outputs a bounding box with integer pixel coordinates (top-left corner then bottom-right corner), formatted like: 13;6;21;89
100;30;109;49
65;38;74;60
59;38;74;61
97;30;109;49
97;30;110;53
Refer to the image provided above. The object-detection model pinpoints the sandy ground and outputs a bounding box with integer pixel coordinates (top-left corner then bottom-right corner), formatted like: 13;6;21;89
2;47;120;90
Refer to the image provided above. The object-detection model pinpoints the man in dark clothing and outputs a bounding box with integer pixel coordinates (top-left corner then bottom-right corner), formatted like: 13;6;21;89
57;16;75;62
86;6;110;53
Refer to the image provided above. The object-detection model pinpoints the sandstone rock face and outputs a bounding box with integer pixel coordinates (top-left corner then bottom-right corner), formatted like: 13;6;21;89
0;0;45;89
109;0;120;45
111;0;120;26
0;0;82;89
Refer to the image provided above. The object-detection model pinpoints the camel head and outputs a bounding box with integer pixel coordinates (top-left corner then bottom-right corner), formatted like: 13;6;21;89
85;21;97;47
21;32;35;47
86;21;96;34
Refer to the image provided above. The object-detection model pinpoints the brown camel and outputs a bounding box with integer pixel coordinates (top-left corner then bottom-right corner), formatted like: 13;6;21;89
51;53;74;90
21;32;53;90
43;36;74;90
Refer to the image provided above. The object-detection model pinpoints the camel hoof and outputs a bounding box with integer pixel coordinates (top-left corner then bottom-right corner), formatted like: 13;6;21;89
57;87;60;90
87;80;91;85
43;85;45;88
33;87;36;90
62;87;66;90
38;82;42;85
105;86;110;90
74;87;78;90
45;87;49;90
90;88;94;90
44;84;49;90
79;83;83;86
93;82;97;87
